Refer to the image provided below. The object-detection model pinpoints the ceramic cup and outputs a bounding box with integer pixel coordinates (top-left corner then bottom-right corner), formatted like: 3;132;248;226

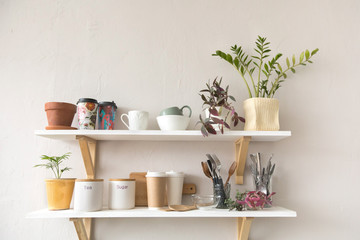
108;178;136;210
77;98;98;130
74;179;104;212
159;105;192;117
98;101;117;130
166;171;184;206
156;115;190;131
120;110;149;130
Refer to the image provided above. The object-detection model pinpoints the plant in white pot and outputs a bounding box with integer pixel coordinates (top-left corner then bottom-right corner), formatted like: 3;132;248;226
198;77;245;136
34;152;75;210
213;36;319;130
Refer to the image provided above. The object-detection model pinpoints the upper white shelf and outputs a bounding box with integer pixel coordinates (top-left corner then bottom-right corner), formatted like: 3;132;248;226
27;206;296;219
34;130;291;142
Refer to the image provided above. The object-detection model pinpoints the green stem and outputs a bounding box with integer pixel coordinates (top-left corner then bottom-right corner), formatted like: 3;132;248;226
268;58;313;97
235;66;253;98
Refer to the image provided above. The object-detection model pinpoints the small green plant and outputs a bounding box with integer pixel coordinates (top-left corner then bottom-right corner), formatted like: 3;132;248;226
213;36;319;98
197;77;245;136
226;190;276;211
34;152;72;179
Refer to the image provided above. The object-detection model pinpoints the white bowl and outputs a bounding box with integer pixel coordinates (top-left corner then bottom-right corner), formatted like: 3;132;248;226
156;115;190;131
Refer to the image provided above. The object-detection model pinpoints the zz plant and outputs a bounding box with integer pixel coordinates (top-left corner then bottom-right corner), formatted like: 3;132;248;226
213;36;319;98
34;152;72;179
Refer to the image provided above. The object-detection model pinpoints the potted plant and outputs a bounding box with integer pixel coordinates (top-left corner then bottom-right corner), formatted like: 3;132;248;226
45;102;77;130
34;152;75;210
213;36;319;130
198;77;245;136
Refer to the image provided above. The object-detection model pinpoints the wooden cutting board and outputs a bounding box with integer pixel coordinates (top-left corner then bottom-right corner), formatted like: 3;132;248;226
129;172;148;206
129;172;196;206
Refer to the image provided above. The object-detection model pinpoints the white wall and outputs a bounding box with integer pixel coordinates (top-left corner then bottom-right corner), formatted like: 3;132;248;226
1;0;359;239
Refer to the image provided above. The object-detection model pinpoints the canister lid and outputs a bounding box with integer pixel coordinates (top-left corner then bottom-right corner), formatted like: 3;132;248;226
99;101;117;109
75;179;104;182
109;178;135;181
77;98;98;104
145;171;166;177
166;171;184;177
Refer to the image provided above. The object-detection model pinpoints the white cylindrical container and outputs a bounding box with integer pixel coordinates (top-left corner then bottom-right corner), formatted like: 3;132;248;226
108;178;136;210
166;171;185;206
74;179;103;212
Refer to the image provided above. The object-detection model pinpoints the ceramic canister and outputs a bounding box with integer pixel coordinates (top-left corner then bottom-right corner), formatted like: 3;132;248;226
98;101;117;130
108;178;136;210
77;98;98;130
74;179;104;212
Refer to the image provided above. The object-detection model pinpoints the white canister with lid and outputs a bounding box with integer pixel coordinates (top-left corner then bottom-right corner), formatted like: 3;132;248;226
74;179;103;212
108;178;136;210
166;171;185;206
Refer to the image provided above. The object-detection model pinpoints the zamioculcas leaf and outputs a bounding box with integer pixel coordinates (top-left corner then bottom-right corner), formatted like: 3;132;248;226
291;68;296;73
292;54;296;65
300;52;304;63
305;50;310;60
226;54;233;64
286;58;290;68
311;48;319;56
234;58;240;69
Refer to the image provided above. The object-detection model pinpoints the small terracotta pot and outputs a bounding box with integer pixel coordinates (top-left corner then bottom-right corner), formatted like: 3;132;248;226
45;102;77;130
45;178;76;210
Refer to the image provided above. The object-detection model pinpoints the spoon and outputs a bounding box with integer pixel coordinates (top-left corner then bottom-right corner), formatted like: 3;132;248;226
224;161;237;187
201;162;213;180
211;154;222;179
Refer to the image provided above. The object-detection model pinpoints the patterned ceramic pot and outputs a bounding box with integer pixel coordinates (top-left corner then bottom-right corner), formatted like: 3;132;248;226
77;98;98;130
98;101;117;130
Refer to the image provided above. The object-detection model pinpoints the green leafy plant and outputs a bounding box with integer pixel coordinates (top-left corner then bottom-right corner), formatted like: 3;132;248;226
197;77;245;136
34;152;72;179
213;36;319;98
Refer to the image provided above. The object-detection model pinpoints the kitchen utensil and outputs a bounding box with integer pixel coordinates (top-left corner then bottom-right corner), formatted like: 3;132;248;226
169;205;197;211
211;154;222;179
206;159;217;182
201;162;212;179
206;154;218;179
224;161;237;187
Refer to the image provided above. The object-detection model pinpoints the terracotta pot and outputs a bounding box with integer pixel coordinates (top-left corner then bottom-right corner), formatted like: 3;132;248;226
45;178;76;210
45;102;77;130
243;98;280;131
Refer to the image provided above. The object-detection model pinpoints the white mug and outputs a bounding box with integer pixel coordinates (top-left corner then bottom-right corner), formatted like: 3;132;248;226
121;110;149;130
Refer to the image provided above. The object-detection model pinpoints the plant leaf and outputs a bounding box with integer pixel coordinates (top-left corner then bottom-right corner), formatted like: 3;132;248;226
299;51;304;63
305;50;310;60
286;58;290;68
292;54;296;65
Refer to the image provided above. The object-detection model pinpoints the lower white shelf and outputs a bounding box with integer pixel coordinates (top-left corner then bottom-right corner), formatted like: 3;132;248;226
27;206;296;219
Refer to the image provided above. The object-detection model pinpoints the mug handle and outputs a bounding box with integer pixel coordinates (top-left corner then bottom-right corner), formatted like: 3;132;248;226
180;105;192;117
120;114;130;129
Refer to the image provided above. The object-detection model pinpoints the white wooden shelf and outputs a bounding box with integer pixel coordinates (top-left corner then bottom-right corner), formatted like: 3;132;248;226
34;130;291;142
27;206;296;219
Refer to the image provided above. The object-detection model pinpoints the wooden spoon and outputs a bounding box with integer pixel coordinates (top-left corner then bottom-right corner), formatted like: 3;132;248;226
225;161;237;186
201;162;213;180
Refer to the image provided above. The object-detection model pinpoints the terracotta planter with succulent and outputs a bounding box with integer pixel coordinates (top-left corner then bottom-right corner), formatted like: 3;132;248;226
45;102;77;130
198;77;245;136
34;152;75;210
213;35;319;130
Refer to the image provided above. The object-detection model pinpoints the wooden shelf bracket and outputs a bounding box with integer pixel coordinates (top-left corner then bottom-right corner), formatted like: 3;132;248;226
235;136;251;184
237;217;254;240
70;218;90;240
77;136;97;179
75;136;97;240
